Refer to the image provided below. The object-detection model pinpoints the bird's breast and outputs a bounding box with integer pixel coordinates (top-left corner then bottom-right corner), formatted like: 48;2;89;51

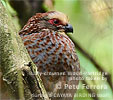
22;32;76;72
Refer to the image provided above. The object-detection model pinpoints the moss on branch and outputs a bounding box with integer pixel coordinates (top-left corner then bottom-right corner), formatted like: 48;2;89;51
0;2;49;100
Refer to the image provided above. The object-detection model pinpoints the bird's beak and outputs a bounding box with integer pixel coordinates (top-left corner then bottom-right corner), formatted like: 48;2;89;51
64;24;73;33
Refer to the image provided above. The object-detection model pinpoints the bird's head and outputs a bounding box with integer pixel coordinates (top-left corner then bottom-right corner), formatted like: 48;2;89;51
19;11;73;35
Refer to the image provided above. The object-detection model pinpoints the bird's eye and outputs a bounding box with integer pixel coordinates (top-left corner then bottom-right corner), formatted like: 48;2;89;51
48;19;60;25
53;20;59;24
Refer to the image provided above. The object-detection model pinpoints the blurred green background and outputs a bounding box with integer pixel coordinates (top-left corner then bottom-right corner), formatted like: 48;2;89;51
1;0;112;100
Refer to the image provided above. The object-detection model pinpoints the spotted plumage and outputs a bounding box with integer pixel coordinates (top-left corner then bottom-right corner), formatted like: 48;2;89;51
19;11;80;100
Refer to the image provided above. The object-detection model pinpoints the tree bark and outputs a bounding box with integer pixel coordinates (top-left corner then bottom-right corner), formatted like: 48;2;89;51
0;1;49;100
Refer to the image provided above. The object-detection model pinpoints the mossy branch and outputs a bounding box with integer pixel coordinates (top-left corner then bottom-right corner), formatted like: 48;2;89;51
0;2;50;100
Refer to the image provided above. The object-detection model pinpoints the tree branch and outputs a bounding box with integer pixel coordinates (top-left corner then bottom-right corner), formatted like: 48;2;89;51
0;2;50;100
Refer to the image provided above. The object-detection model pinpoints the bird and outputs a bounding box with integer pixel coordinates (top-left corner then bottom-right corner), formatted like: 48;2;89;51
19;11;80;100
